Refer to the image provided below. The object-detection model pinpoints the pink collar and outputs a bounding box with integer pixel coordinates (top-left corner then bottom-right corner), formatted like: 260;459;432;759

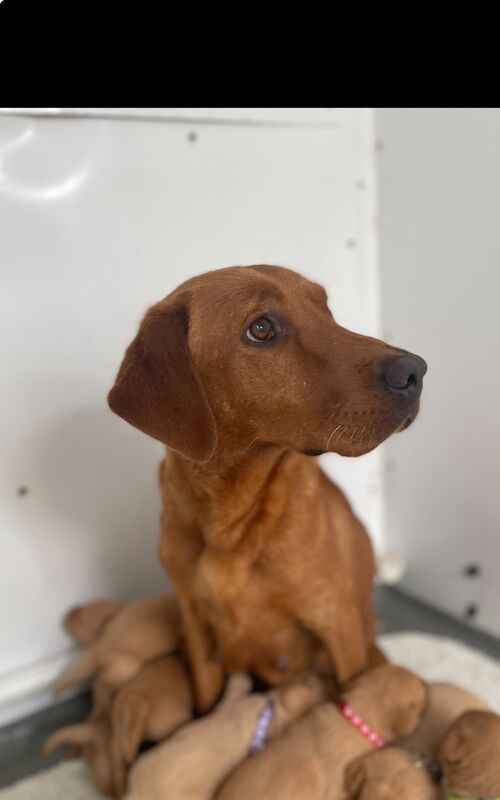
339;701;385;748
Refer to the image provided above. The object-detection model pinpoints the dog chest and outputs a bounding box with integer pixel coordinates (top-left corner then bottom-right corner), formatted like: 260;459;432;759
194;549;319;678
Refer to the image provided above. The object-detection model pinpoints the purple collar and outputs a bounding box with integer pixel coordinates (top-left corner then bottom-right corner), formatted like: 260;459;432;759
249;700;275;755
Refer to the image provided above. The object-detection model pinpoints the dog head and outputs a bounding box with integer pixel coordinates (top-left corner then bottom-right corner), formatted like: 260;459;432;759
108;265;426;461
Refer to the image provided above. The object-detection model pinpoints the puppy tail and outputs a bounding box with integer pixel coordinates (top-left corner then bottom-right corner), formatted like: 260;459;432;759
54;648;98;696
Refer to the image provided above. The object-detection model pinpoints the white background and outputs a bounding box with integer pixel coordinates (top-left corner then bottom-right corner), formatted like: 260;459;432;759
377;108;500;636
0;108;383;723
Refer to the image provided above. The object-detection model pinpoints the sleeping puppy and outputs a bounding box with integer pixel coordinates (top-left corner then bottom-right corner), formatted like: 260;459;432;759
44;653;192;798
397;682;488;759
344;708;500;800
54;594;181;707
438;710;500;799
127;671;327;800
344;747;440;800
108;264;427;711
110;654;193;796
216;664;427;800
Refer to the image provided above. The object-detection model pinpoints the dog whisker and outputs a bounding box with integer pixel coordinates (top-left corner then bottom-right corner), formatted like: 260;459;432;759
349;427;359;443
326;423;345;450
355;424;366;444
242;437;259;455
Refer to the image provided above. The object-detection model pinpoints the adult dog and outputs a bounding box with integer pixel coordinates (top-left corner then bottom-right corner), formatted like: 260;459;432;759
108;265;426;711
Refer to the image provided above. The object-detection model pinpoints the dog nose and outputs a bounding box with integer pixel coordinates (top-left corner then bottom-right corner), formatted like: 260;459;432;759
382;354;427;396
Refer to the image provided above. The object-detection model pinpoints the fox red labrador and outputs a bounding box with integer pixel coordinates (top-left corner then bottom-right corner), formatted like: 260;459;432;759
108;265;426;711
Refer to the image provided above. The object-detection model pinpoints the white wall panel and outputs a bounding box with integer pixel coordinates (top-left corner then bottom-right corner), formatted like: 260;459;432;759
377;108;500;638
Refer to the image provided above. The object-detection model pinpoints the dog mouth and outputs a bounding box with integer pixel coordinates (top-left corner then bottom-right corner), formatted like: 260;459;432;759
395;401;420;433
396;415;415;432
323;399;421;457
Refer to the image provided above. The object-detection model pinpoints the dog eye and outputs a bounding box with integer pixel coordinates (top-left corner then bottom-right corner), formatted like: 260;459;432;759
246;317;276;343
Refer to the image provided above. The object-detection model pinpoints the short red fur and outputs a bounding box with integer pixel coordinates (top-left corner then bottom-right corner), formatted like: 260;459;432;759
108;265;426;711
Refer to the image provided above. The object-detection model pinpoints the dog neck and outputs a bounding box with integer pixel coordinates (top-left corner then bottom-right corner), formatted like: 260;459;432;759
167;444;297;549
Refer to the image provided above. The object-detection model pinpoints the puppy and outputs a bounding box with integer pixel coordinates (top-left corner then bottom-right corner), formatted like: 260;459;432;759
45;653;192;798
344;707;500;800
110;654;193;796
54;594;181;703
344;747;440;800
108;264;427;710
126;671;327;800
216;664;427;800
438;710;500;799
398;682;488;759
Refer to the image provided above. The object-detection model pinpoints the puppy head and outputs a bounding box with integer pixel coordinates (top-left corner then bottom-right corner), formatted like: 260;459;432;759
108;265;426;461
438;710;500;797
344;748;438;800
63;600;124;645
346;664;428;740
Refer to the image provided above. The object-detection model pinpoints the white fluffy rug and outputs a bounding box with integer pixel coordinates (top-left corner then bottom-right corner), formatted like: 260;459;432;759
3;633;500;799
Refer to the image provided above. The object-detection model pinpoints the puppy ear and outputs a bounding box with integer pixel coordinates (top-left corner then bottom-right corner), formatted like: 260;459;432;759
344;757;366;798
108;294;217;462
111;690;149;764
391;674;427;738
438;720;468;765
393;697;426;738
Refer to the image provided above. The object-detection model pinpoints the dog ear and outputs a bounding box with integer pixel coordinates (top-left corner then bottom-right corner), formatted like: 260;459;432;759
387;670;427;738
344;757;366;798
111;690;149;765
392;695;426;738
108;295;217;462
438;716;469;765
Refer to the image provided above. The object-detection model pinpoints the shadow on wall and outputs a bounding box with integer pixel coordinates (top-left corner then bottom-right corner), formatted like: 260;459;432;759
31;405;167;601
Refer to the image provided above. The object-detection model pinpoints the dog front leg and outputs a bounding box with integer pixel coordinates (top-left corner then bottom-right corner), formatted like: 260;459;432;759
160;521;224;712
300;602;368;688
179;597;224;713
